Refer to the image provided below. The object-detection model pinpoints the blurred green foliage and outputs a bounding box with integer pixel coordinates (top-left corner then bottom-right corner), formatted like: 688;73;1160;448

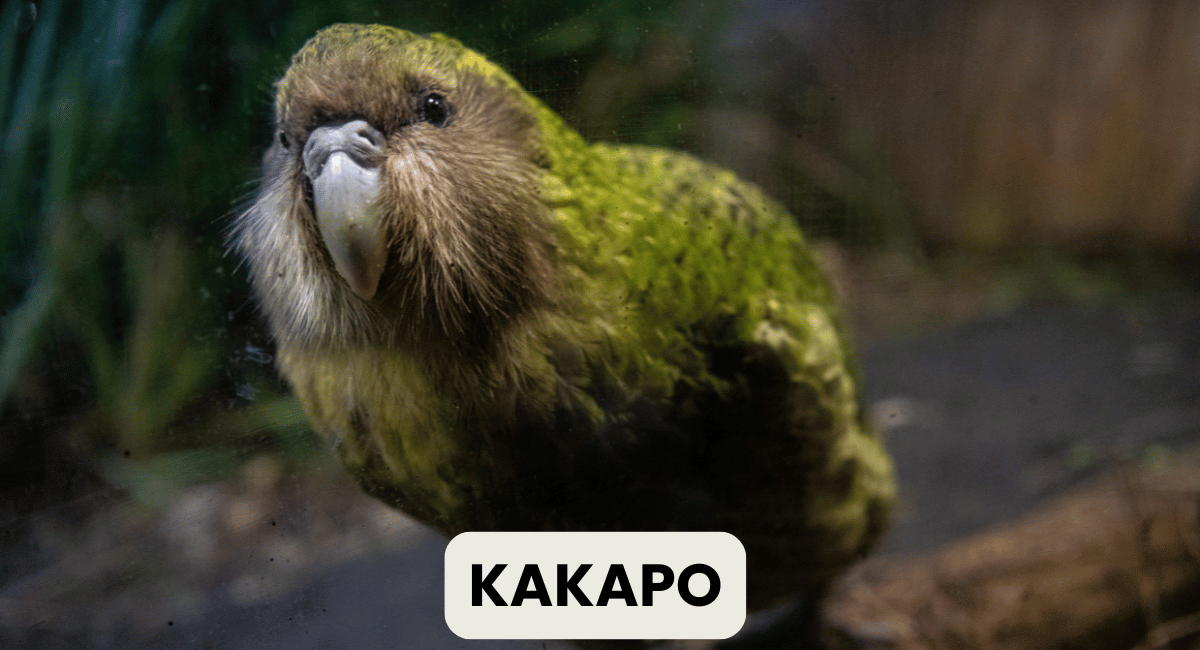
0;0;879;507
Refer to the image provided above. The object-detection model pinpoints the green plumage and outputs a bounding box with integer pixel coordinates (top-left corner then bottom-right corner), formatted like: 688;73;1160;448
236;24;894;617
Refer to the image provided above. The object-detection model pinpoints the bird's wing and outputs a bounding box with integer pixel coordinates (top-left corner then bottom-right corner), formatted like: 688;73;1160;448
543;143;894;604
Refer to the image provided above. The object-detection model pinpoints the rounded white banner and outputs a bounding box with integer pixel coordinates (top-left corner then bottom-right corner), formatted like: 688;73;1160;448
444;531;746;640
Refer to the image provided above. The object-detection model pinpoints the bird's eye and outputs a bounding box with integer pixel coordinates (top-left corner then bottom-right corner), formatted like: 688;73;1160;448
279;131;291;149
418;93;452;127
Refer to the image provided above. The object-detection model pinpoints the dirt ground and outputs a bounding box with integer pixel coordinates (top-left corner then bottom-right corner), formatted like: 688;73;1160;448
2;257;1199;649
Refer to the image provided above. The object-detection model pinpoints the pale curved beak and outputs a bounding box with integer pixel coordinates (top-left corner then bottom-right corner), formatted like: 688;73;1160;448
303;119;387;300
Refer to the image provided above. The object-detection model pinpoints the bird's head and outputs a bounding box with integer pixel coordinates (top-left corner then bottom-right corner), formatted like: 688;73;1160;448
234;24;557;356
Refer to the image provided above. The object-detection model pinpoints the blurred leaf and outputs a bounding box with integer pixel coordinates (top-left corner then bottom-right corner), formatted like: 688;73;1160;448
0;274;58;403
0;2;25;128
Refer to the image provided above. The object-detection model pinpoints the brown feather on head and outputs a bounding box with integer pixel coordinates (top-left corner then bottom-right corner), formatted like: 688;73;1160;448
233;25;557;360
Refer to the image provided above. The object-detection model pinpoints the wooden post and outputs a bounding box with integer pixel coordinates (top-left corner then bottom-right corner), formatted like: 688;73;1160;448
826;466;1200;650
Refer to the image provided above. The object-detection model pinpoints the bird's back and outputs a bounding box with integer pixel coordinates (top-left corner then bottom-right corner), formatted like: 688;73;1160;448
531;142;894;608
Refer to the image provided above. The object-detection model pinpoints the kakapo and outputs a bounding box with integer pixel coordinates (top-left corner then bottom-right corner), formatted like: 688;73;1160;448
232;22;894;635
